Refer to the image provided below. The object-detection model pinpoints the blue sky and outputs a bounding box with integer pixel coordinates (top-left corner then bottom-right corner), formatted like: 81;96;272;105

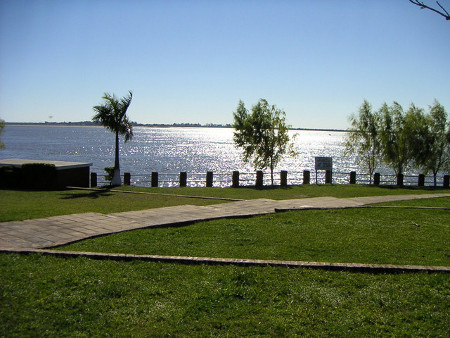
0;0;449;129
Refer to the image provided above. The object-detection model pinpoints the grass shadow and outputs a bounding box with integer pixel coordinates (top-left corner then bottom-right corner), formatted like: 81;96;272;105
369;184;449;192
236;185;294;191
60;188;113;200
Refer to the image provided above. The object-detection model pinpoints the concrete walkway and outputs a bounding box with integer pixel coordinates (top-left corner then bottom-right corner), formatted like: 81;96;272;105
1;193;448;250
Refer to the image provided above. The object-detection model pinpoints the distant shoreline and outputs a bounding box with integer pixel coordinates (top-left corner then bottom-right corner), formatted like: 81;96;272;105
5;122;347;133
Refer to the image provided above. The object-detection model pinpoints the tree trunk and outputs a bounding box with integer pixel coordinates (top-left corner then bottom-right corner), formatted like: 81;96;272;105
270;159;274;186
112;130;122;186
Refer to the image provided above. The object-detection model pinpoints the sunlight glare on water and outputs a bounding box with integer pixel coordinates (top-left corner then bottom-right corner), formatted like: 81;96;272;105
2;125;438;186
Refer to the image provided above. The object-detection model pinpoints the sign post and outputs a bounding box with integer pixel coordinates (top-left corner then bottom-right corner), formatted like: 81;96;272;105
315;157;333;184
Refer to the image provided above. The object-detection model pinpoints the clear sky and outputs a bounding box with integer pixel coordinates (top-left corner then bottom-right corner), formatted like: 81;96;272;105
0;0;449;129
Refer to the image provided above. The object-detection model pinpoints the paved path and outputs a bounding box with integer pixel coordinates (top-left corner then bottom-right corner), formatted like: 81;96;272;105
0;193;449;250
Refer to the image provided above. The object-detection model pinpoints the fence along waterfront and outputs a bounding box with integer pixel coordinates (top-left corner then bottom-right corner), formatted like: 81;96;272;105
91;170;450;188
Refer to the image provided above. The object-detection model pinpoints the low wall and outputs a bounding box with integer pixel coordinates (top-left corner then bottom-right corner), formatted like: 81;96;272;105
0;159;92;190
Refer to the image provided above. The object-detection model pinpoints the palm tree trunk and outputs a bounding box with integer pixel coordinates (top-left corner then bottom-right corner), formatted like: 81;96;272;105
115;131;120;169
112;130;121;185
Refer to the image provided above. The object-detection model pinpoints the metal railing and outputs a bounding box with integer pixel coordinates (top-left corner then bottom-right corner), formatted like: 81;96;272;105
91;170;450;189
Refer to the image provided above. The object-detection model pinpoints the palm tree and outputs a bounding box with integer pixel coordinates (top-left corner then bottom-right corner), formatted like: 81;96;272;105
92;91;133;186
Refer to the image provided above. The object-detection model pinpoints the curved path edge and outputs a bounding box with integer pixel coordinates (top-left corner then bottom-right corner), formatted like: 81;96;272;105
1;248;449;273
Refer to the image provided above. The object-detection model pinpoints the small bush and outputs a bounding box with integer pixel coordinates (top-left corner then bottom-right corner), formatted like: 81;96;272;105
104;167;115;183
0;166;21;188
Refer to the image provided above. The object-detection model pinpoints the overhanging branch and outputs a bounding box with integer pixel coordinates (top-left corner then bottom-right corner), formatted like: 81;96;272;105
409;0;450;20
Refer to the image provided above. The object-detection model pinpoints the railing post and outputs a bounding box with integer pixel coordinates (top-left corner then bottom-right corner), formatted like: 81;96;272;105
325;170;332;184
349;171;356;184
232;171;240;188
151;172;159;187
397;173;404;186
91;172;97;188
256;171;263;188
443;175;449;189
374;173;380;186
180;172;187;187
206;171;213;187
280;170;288;187
124;172;131;185
418;174;425;187
303;170;310;185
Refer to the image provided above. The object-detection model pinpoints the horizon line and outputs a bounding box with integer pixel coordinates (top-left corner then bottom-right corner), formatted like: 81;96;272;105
4;121;348;132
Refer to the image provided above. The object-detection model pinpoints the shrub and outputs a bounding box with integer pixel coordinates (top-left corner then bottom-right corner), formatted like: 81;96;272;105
104;167;115;183
21;163;57;190
0;166;21;188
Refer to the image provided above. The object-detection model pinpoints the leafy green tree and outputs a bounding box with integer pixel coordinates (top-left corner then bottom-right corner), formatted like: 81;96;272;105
378;102;412;176
404;103;430;171
400;100;449;186
233;99;296;185
344;100;382;184
0;119;5;149
92;91;133;186
419;101;449;186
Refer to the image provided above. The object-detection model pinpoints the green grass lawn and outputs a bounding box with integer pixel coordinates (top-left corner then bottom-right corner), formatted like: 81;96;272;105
117;183;450;200
0;188;223;222
1;186;449;335
375;196;450;208
1;254;449;336
1;184;449;222
59;207;450;267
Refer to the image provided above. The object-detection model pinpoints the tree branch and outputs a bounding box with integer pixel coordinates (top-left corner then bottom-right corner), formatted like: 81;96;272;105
437;1;450;16
409;0;450;20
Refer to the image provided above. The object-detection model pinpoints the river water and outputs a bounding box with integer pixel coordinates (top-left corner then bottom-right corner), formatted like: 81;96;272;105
0;125;440;187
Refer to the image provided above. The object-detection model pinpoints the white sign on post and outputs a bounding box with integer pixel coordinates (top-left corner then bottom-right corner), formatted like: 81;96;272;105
315;157;333;171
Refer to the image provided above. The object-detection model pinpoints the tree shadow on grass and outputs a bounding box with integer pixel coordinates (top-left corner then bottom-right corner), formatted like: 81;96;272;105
236;185;294;191
369;184;449;192
60;188;113;200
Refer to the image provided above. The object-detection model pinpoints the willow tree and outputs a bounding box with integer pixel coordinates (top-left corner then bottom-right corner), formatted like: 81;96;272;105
404;103;430;172
378;102;412;177
92;91;133;186
233;99;296;185
410;100;450;186
344;100;382;184
426;101;450;185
